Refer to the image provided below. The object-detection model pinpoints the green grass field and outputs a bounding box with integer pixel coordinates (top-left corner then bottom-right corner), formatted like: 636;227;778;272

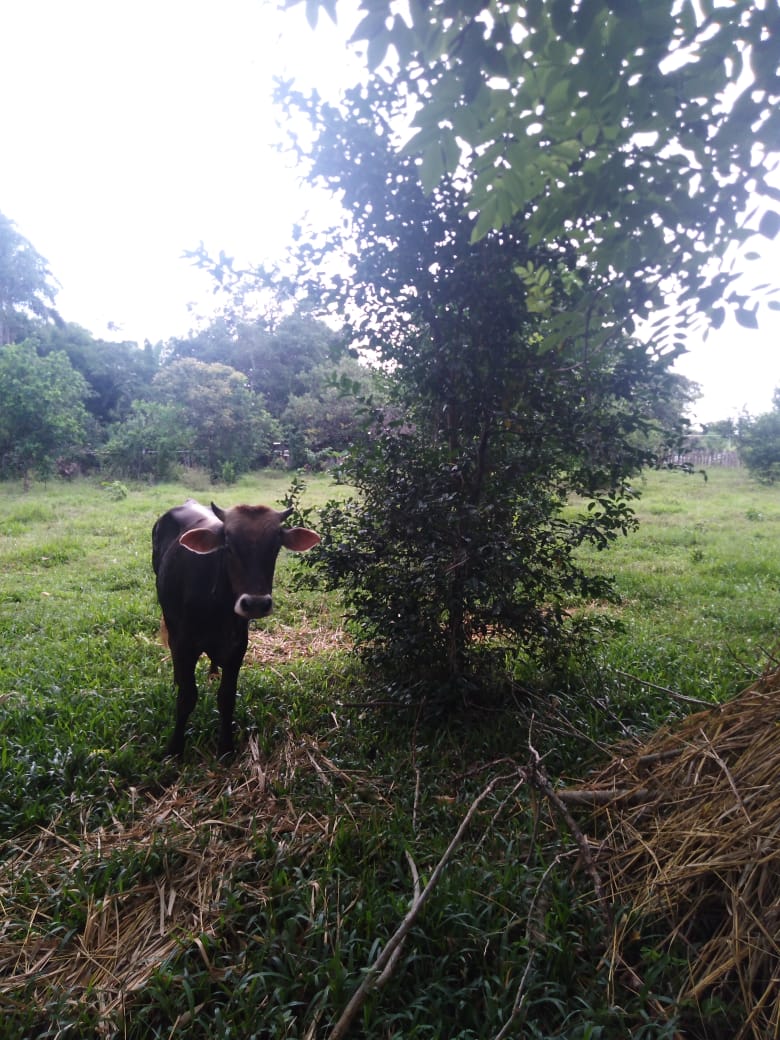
1;466;778;1039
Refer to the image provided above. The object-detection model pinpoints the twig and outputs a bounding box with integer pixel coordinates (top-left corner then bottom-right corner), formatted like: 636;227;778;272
613;668;711;707
375;850;421;989
493;851;575;1040
698;728;752;825
527;742;613;926
412;766;421;836
327;773;515;1040
555;787;651;806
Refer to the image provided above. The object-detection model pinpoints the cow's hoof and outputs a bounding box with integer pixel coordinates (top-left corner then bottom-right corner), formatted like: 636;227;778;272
164;738;185;759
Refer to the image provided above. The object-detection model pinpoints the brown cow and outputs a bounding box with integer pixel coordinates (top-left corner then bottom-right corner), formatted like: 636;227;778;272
152;499;320;757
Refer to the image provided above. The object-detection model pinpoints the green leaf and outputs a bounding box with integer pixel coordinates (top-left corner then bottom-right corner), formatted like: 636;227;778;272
471;192;501;241
352;11;388;43
580;124;600;148
420;141;445;194
758;210;780;240
734;306;759;330
606;0;641;17
551;0;571;36
367;32;390;70
304;0;320;30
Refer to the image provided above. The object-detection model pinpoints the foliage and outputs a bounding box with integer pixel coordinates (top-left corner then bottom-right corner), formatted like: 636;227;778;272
281;356;384;462
0;211;61;345
296;0;780;350
165;311;343;415
149;358;279;476
736;388;780;483
105;359;282;481
34;322;159;427
0;211;374;482
103;401;193;481
0;341;90;479
279;82;688;706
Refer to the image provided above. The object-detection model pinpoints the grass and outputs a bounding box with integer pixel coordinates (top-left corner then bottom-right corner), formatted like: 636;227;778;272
1;465;779;1038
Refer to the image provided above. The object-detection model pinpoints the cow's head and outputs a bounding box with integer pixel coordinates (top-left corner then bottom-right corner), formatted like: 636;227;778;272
178;503;320;619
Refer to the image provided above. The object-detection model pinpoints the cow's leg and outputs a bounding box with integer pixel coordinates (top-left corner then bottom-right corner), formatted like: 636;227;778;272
166;643;200;757
215;626;249;758
216;661;241;758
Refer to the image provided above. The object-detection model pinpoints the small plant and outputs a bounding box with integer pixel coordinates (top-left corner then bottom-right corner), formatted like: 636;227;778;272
101;479;128;500
219;460;237;485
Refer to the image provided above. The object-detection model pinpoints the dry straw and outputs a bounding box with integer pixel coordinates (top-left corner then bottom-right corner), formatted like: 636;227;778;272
567;665;780;1039
0;729;373;1032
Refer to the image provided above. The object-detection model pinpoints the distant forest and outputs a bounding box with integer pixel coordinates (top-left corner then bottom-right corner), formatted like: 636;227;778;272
0;211;383;483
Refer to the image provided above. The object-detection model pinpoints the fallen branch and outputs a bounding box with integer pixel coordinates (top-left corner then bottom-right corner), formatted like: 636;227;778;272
375;850;420;990
555;787;651;806
613;668;711;707
492;851;575;1040
327;772;518;1040
526;744;612;926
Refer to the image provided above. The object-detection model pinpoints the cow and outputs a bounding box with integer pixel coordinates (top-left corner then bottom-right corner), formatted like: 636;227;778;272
152;498;320;758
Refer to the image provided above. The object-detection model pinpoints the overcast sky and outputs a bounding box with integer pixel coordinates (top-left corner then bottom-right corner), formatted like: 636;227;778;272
1;0;778;425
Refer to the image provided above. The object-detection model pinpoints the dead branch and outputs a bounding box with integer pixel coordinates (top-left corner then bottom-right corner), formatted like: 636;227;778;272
527;744;613;926
327;772;518;1040
555;787;651;806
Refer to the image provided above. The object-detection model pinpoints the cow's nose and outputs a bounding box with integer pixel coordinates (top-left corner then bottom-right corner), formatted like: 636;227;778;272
235;594;273;619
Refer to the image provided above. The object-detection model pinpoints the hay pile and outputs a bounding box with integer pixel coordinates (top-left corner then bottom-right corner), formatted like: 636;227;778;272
571;668;780;1039
245;618;349;667
0;733;375;1029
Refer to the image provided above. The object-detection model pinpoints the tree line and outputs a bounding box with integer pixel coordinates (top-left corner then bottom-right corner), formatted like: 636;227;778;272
0;213;381;483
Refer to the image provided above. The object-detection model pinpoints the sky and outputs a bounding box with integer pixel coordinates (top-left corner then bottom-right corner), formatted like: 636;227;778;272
1;0;778;426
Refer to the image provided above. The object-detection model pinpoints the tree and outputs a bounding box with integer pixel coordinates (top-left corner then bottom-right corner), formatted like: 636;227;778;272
0;212;61;345
283;84;685;705
281;356;384;463
149;359;279;477
103;401;192;481
736;390;780;483
0;341;90;480
34;323;159;428
296;0;780;347
166;310;342;415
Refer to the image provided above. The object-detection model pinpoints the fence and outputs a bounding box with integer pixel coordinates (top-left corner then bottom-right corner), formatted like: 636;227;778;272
664;450;741;468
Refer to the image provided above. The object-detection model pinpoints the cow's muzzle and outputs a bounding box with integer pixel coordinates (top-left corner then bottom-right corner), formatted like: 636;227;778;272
235;594;273;619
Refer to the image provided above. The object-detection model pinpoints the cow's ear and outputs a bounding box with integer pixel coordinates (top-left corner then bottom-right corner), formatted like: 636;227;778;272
282;527;321;552
179;526;224;555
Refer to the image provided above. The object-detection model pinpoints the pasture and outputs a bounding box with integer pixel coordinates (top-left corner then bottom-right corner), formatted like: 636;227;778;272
1;467;780;1038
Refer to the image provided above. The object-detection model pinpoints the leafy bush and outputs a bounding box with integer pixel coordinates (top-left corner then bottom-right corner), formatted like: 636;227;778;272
289;83;685;709
0;340;90;480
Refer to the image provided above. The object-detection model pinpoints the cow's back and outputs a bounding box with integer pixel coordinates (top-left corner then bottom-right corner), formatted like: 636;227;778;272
152;499;221;574
153;500;229;621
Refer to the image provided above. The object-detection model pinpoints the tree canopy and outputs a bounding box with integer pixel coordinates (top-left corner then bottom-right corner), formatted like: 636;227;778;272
297;0;780;347
737;388;780;483
166;311;341;414
0;212;61;345
0;341;89;479
0;210;372;483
